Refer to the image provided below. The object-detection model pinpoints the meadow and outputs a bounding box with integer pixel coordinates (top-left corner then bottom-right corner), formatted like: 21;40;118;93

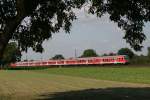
0;65;150;100
35;66;150;84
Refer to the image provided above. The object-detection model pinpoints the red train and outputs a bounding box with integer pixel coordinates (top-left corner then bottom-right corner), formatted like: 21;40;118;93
10;55;129;68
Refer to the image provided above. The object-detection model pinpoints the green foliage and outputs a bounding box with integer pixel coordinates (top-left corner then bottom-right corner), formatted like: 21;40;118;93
88;0;150;51
117;48;134;59
81;49;98;57
130;47;150;64
147;47;150;58
52;54;65;60
0;42;21;65
1;0;150;55
130;55;150;65
0;0;78;53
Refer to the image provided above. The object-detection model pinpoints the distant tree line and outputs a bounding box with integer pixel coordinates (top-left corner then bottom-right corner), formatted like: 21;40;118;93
131;47;150;65
118;47;150;65
1;42;149;67
51;54;65;60
51;47;150;65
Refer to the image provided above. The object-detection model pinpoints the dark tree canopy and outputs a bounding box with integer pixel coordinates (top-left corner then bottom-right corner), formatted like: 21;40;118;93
52;54;65;60
117;48;134;59
0;0;150;59
89;0;150;51
81;49;98;57
147;47;150;57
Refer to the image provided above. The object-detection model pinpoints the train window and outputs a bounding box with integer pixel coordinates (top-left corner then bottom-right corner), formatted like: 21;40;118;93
118;58;124;61
48;61;56;64
66;60;76;63
57;61;64;64
78;60;82;63
42;62;47;64
88;60;93;63
103;59;105;62
103;59;108;62
109;59;111;61
81;60;86;63
106;59;108;61
66;61;70;63
109;59;111;62
72;61;76;63
106;59;108;62
96;59;101;62
111;58;114;61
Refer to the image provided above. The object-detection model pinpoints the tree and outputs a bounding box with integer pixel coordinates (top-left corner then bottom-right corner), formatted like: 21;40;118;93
1;0;150;59
117;48;134;59
101;53;116;56
81;49;98;57
147;47;150;58
52;54;65;60
0;42;21;66
102;53;108;56
108;52;116;56
0;0;81;59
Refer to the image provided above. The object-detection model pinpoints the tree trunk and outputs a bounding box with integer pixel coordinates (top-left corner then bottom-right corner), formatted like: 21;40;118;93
0;0;26;60
0;17;24;60
0;33;9;60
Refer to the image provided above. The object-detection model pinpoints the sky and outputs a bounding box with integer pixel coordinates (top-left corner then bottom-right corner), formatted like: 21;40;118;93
22;8;150;61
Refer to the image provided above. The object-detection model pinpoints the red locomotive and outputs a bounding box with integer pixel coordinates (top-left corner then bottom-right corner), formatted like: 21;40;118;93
10;55;129;68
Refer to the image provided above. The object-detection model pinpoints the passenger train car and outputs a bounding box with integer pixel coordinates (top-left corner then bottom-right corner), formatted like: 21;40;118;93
10;55;129;68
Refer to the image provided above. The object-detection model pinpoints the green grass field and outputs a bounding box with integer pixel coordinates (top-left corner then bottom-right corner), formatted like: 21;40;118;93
1;66;150;100
35;66;150;84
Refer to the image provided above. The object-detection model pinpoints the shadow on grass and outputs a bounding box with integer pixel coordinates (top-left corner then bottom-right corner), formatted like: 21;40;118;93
37;87;150;100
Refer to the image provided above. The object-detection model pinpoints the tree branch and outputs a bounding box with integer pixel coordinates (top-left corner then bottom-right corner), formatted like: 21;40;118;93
0;0;26;59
